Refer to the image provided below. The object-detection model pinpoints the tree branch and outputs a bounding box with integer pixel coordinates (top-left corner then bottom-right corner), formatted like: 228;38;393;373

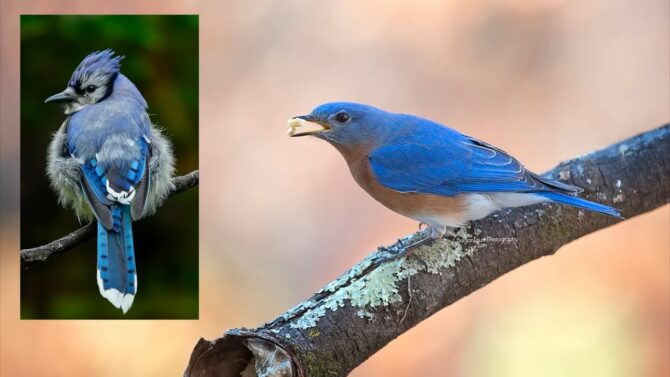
184;125;670;377
20;170;199;269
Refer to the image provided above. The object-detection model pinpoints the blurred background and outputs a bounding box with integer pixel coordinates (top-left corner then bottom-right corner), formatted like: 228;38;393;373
1;0;668;376
19;15;199;319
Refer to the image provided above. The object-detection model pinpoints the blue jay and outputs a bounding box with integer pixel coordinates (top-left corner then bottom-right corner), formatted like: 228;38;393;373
45;50;175;313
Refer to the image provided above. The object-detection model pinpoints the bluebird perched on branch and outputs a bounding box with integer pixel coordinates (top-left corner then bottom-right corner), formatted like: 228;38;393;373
46;50;175;313
289;102;621;250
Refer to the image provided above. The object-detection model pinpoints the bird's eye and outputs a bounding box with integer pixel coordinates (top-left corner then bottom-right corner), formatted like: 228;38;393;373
335;111;350;123
86;85;96;93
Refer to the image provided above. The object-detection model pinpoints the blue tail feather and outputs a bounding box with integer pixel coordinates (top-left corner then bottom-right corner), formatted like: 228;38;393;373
539;192;623;219
97;205;137;313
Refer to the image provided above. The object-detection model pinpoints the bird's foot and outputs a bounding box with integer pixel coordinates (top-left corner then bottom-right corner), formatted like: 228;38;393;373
427;225;447;239
385;225;446;261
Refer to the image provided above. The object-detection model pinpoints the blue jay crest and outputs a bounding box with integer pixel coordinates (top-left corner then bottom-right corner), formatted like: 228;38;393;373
46;50;176;313
69;49;123;89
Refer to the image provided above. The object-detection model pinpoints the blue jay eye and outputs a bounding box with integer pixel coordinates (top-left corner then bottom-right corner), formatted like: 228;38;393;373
86;85;97;93
335;112;350;123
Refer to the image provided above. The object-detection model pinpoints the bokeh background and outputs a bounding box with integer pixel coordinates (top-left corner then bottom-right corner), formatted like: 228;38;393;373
19;15;199;318
1;0;668;376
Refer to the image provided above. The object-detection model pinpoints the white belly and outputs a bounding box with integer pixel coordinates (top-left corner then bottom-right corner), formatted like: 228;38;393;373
412;192;548;229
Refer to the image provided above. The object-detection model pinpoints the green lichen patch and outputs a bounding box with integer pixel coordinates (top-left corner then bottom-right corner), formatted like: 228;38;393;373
293;305;326;329
280;299;318;323
355;309;376;320
317;256;374;294
412;230;470;274
290;227;477;329
348;262;404;308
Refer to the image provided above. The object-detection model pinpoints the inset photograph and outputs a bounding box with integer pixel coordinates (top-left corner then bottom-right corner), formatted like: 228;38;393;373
20;15;199;319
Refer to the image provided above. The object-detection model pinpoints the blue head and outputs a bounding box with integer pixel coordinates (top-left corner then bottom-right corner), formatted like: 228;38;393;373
45;49;124;114
289;102;405;148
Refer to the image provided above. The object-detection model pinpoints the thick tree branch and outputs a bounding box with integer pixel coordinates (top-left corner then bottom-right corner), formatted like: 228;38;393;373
185;125;669;377
20;170;199;269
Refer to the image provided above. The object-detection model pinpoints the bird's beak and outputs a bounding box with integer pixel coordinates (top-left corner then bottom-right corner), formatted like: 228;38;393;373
287;115;331;137
44;87;77;104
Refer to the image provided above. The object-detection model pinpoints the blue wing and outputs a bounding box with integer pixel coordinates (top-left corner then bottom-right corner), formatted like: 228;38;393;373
369;126;581;197
78;137;150;229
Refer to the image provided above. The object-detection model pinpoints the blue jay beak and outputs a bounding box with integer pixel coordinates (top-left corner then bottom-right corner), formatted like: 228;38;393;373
287;115;331;137
45;87;77;104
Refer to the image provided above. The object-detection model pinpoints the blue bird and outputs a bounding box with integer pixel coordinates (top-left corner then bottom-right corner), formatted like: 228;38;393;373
46;50;175;313
289;102;621;245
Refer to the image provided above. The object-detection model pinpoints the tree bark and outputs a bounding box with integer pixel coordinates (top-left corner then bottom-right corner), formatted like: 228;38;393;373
185;125;669;377
20;170;199;269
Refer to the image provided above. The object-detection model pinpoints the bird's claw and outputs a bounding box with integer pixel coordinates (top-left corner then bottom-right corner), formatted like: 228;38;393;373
383;233;435;262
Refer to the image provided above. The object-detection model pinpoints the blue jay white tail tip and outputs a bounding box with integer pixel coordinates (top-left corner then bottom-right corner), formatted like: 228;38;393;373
97;270;135;314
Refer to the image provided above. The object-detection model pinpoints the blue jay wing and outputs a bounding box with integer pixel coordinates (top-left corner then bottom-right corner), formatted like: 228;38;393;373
81;158;115;228
369;133;581;196
79;138;150;229
130;154;150;220
105;137;150;193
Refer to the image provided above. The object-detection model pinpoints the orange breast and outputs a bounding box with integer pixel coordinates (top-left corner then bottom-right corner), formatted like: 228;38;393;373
335;143;469;226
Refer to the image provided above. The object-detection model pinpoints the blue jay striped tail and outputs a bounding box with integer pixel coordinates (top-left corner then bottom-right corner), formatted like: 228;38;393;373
97;205;137;313
539;192;623;219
